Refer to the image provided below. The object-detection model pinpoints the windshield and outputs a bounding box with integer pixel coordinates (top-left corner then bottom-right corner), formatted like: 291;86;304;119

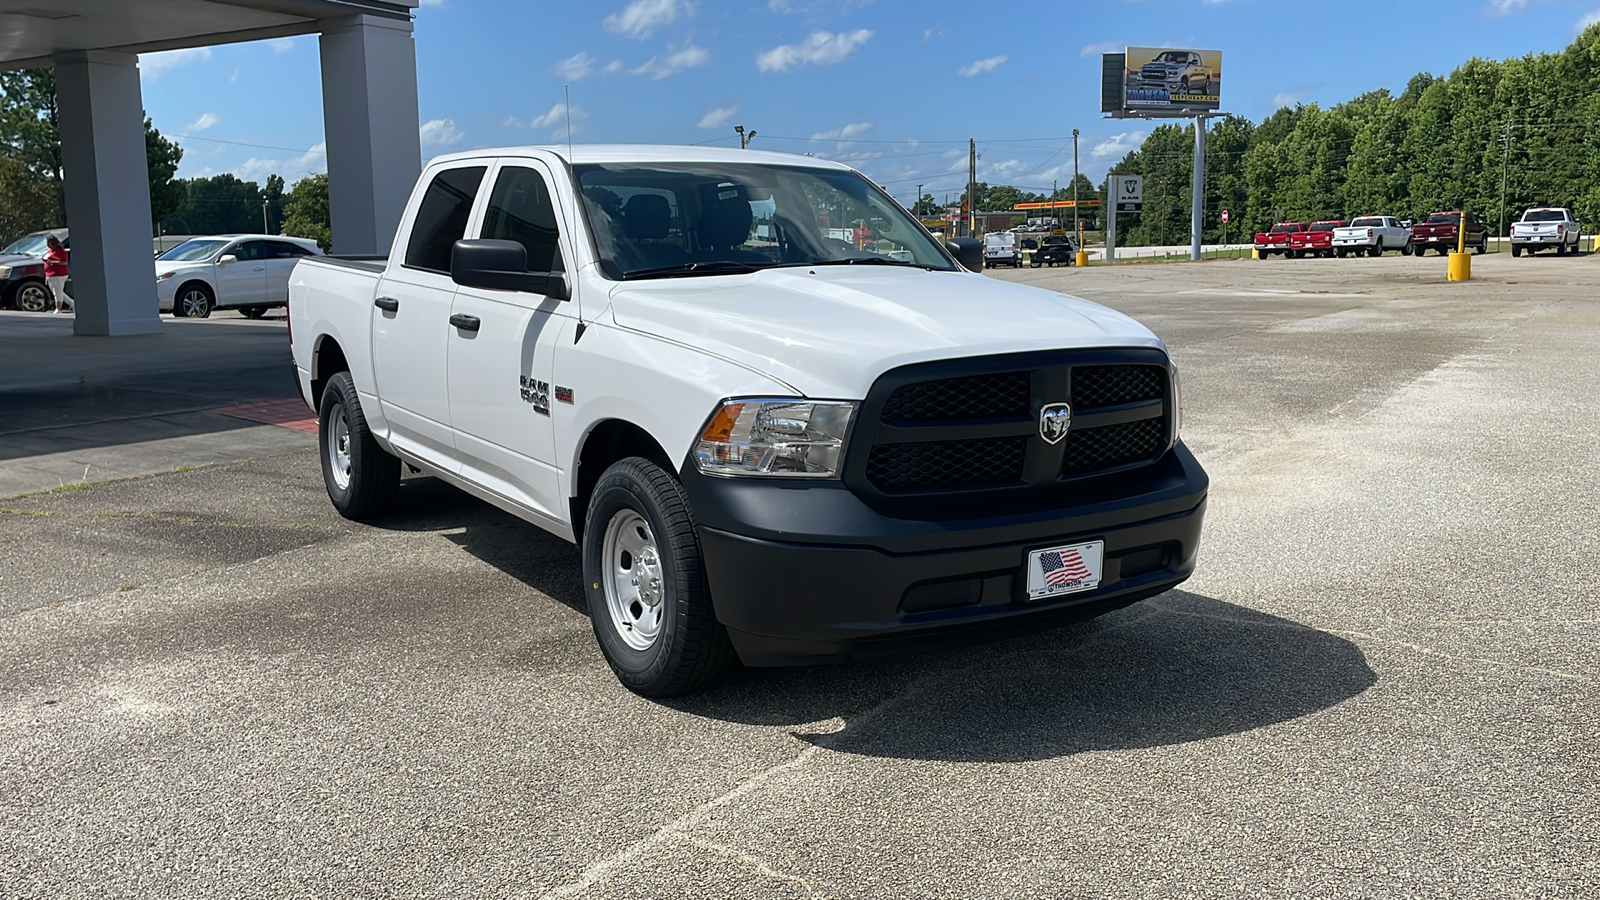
3;234;50;256
1523;210;1567;222
1350;218;1383;228
1426;213;1461;225
158;239;231;262
1157;52;1187;63
1270;224;1301;234
573;162;957;279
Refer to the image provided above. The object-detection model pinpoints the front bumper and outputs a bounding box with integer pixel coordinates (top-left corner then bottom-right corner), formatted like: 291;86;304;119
682;444;1208;666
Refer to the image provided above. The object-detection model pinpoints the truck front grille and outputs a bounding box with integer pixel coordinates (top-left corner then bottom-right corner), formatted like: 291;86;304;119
846;350;1173;509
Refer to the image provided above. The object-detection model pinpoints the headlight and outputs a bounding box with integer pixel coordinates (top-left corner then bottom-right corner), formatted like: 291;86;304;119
0;266;10;278
693;399;856;478
1170;363;1184;444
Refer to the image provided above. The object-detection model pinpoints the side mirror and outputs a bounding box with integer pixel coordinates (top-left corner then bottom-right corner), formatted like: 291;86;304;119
450;239;569;300
218;254;237;265
946;238;983;273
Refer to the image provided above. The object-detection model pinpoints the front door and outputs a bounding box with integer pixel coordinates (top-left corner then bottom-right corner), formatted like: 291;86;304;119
446;161;572;524
371;163;487;469
215;240;268;307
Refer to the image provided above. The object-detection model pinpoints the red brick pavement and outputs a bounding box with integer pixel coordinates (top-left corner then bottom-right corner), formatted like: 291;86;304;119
213;399;319;434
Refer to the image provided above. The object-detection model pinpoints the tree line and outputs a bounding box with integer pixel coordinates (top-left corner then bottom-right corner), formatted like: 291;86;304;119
0;68;331;249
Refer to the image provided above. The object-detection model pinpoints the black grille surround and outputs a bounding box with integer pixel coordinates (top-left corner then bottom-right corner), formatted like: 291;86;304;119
844;348;1174;510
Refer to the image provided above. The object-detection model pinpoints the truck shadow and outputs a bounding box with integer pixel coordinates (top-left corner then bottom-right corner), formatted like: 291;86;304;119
374;480;1376;764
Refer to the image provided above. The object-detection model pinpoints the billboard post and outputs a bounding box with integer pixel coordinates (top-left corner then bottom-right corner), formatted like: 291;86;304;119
1191;114;1206;261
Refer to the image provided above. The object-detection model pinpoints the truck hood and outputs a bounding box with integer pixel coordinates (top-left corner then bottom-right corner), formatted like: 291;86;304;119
604;266;1162;398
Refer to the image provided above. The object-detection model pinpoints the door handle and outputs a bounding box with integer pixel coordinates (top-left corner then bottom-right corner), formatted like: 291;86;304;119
449;313;481;332
374;297;399;312
253;266;265;271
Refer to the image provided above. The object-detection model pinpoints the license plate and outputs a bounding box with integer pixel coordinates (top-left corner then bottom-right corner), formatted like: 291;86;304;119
1024;540;1104;600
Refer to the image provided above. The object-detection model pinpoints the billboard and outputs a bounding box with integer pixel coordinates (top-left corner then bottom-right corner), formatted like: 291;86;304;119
1122;47;1222;114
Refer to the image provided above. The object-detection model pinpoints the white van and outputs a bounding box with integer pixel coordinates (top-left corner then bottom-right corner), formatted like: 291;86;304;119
983;231;1019;268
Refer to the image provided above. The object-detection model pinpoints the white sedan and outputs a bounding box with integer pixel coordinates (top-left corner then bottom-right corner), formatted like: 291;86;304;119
156;234;323;318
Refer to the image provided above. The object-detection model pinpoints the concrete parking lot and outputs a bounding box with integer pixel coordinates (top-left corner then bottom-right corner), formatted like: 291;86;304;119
2;252;1597;897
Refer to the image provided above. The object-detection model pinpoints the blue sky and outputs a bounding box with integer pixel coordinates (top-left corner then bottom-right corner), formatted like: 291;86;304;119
137;0;1600;205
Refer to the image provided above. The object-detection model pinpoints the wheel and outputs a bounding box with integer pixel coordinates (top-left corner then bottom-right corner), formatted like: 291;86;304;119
582;457;735;697
1401;244;1412;256
1512;245;1522;258
240;306;268;319
1368;246;1382;258
175;283;214;318
318;371;400;519
1438;246;1450;257
1031;262;1041;268
14;281;50;312
1555;242;1567;257
1474;240;1486;255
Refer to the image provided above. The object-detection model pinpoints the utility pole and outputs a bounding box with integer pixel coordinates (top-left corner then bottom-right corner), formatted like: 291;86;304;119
262;197;270;234
968;138;977;238
1107;171;1118;265
1499;118;1512;240
734;125;757;149
1072;129;1080;247
916;183;923;217
1190;114;1207;261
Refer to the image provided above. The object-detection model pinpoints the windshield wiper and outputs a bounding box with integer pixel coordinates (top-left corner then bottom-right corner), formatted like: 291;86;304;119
620;260;772;280
803;257;938;271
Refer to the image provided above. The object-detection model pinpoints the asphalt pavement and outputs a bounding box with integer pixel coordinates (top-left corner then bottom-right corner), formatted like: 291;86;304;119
1;252;1596;898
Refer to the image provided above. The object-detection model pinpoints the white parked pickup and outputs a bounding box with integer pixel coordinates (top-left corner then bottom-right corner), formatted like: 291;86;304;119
1510;208;1582;256
1331;216;1411;257
288;145;1207;695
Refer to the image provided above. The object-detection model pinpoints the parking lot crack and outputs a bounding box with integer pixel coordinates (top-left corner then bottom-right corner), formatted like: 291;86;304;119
678;834;833;898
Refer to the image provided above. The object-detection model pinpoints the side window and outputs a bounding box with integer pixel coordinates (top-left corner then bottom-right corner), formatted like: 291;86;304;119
233;241;266;261
264;242;303;259
480;166;563;272
405;166;487;273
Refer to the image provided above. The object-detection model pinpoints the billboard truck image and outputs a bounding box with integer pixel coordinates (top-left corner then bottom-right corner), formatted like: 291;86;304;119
1125;47;1222;113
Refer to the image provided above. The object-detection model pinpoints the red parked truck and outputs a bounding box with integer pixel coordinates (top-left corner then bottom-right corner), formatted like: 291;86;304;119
1287;220;1346;259
1254;222;1305;258
1409;211;1488;256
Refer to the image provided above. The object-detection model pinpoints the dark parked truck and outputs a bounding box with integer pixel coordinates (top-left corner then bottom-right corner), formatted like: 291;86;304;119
1409;211;1488;256
1254;222;1305;258
288;144;1208;696
1287;221;1346;259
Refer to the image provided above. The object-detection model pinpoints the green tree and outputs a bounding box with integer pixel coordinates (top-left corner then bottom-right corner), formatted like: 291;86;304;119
163;174;264;235
281;173;331;251
146;118;184;227
911;193;941;216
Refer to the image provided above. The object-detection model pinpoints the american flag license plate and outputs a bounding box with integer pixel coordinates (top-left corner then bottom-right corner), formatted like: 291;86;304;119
1025;541;1104;600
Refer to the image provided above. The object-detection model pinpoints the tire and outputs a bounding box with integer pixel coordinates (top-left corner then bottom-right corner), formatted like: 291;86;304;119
14;281;50;312
240;306;268;319
1555;243;1567;257
1474;240;1486;256
1438;246;1450;257
1368;246;1382;258
317;371;401;520
1512;245;1522;258
1401;244;1412;256
582;457;735;697
175;283;214;318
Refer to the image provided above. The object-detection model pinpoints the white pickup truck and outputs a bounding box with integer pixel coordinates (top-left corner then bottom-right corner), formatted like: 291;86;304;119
288;145;1207;696
1331;216;1411;257
1510;208;1582;256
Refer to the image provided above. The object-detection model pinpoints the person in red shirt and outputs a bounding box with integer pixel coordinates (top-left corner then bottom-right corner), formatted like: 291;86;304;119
43;235;71;314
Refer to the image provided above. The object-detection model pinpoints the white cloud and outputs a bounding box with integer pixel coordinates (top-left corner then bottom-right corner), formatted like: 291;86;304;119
603;0;687;39
186;112;219;133
234;142;326;183
1092;131;1147;159
269;38;296;54
1079;40;1124;58
552;52;597;81
1490;0;1528;12
1579;7;1600;29
811;121;872;141
957;55;1007;77
419;119;465;149
697;104;741;130
1272;92;1303;109
922;22;945;41
516;103;587;133
757;29;873;72
419;0;446;6
139;47;212;78
632;43;710;79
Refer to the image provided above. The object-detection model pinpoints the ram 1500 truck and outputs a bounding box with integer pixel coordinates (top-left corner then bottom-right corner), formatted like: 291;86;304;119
1332;216;1411;257
1510;207;1582;256
1409;211;1487;256
1287;221;1346;259
1254;222;1304;258
289;145;1208;696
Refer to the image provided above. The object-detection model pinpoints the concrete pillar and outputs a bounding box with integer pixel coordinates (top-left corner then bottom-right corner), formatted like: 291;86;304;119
54;50;162;336
319;15;422;256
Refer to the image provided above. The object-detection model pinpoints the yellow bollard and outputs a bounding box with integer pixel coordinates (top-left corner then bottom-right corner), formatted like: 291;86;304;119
1447;252;1472;282
1252;248;1261;260
1075;251;1089;267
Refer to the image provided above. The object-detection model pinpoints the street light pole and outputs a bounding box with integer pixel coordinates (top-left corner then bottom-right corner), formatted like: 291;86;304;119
734;125;757;149
1072;129;1080;248
262;197;269;234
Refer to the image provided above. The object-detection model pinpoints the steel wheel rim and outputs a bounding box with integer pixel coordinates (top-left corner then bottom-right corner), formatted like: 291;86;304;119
327;401;352;491
18;285;48;312
601;509;665;651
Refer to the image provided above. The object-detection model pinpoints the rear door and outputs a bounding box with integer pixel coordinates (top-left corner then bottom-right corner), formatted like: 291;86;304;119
216;240;268;307
446;160;574;524
261;240;315;305
371;163;488;469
